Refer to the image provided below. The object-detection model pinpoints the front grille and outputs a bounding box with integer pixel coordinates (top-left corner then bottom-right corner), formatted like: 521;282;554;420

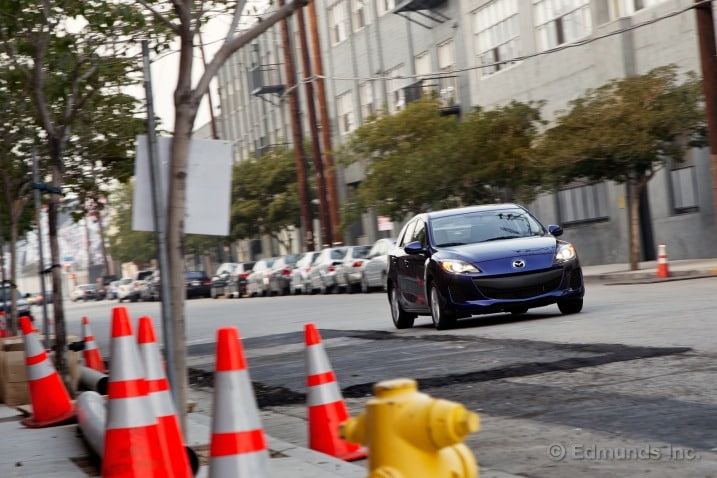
474;268;564;300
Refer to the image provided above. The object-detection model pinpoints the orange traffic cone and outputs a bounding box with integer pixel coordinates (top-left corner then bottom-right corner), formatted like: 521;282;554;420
102;307;167;478
209;326;270;477
81;316;105;372
304;323;367;461
19;316;76;428
137;316;193;478
656;244;670;278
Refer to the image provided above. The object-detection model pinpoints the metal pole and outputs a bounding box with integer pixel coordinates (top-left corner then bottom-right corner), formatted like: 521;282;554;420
142;40;177;406
32;151;50;347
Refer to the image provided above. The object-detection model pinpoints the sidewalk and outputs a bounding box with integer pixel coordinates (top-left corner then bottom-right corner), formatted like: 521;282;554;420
1;257;716;477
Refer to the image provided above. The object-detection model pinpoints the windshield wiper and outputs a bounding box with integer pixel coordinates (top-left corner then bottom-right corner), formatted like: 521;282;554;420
481;236;520;242
436;242;467;247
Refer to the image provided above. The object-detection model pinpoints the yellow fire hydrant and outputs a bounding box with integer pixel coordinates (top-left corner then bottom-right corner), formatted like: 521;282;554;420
340;378;479;478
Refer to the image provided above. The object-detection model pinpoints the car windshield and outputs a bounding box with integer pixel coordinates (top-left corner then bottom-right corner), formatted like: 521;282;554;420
351;246;371;258
185;271;206;280
430;208;545;246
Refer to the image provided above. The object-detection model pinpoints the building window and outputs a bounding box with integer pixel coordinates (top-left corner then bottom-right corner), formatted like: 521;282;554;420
557;183;609;225
437;40;457;106
328;1;348;45
377;0;396;16
534;0;592;51
351;0;370;31
359;81;375;120
670;165;699;214
385;64;406;113
414;51;432;97
607;0;668;20
337;90;355;134
473;0;520;77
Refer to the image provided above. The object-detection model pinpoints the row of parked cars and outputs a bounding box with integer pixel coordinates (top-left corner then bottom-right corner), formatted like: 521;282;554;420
211;237;397;299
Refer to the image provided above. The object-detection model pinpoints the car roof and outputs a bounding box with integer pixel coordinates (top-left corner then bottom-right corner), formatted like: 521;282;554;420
419;203;523;221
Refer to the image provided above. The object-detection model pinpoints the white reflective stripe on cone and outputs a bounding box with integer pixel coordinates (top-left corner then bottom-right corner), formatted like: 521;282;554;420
24;332;45;357
212;369;262;434
148;388;176;417
27;359;56;381
110;336;145;381
307;381;343;407
85;339;98;351
106;395;157;430
210;451;270;478
305;344;332;375
139;342;164;380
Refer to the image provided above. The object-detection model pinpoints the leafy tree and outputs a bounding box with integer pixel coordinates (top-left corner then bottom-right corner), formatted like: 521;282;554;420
107;181;157;267
537;65;706;269
455;100;545;204
0;0;170;379
337;98;460;220
231;146;302;250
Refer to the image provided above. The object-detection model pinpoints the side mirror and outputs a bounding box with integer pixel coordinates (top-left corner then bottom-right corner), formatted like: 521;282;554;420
404;241;425;254
548;225;563;237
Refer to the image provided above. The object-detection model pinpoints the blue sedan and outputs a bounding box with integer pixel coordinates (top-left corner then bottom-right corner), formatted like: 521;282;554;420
387;203;585;330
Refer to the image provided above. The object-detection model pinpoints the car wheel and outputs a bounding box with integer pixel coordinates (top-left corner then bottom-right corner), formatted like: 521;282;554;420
430;284;457;330
390;286;415;329
558;298;583;314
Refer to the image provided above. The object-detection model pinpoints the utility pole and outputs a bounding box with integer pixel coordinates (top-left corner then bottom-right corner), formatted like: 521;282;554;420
279;0;314;251
296;6;332;247
694;0;717;234
306;1;342;244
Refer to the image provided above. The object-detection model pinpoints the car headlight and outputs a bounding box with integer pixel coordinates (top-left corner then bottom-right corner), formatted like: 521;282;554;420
439;259;480;274
555;243;577;263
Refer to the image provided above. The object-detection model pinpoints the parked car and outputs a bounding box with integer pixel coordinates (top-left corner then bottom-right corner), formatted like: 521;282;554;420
141;270;161;301
95;274;119;300
268;254;303;296
184;271;212;299
127;269;155;302
246;258;277;297
210;263;239;299
116;277;134;302
25;292;51;306
71;283;99;302
308;246;348;295
0;282;33;320
224;261;256;298
335;245;372;293
360;238;396;293
106;280;121;300
290;252;319;295
387;203;585;330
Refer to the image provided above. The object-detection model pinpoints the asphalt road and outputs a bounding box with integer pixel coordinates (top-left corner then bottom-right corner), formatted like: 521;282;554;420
61;277;717;477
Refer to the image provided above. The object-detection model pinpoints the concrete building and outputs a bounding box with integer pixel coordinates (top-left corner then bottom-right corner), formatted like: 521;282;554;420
215;0;717;264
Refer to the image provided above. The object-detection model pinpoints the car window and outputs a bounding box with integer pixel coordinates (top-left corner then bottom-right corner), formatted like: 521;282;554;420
330;248;347;260
351;246;371;258
410;220;426;247
184;271;207;280
398;221;416;248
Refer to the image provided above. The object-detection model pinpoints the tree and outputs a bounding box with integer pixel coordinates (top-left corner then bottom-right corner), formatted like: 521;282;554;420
230;146;302;250
0;1;169;382
455;100;545;204
107;181;157;267
338;98;460;220
134;0;308;429
537;65;706;269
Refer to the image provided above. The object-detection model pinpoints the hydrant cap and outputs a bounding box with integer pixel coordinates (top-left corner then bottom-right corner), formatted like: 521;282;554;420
373;378;417;397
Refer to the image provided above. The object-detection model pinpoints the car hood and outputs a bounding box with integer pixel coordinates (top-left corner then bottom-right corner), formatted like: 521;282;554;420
435;236;560;274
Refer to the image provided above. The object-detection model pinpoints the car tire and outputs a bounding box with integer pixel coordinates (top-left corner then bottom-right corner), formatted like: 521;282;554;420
430;284;457;330
390;286;415;329
558;298;583;314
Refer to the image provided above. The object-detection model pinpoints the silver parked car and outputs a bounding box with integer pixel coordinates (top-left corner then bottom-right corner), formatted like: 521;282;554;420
308;246;348;295
246;258;277;297
360;238;396;293
290;251;319;295
335;245;372;293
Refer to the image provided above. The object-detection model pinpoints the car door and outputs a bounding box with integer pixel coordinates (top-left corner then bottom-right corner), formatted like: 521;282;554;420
393;220;416;306
403;219;429;307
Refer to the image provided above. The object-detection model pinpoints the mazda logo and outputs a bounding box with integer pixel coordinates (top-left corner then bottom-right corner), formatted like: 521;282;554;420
512;259;526;269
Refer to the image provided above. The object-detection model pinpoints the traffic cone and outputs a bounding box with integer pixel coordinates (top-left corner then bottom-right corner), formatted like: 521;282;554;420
137;316;193;478
102;307;167;478
304;323;367;461
209;326;270;478
19;316;76;428
81;316;105;372
0;311;7;338
656;244;670;278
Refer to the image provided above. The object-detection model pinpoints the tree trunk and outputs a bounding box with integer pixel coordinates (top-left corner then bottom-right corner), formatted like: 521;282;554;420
628;179;646;271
